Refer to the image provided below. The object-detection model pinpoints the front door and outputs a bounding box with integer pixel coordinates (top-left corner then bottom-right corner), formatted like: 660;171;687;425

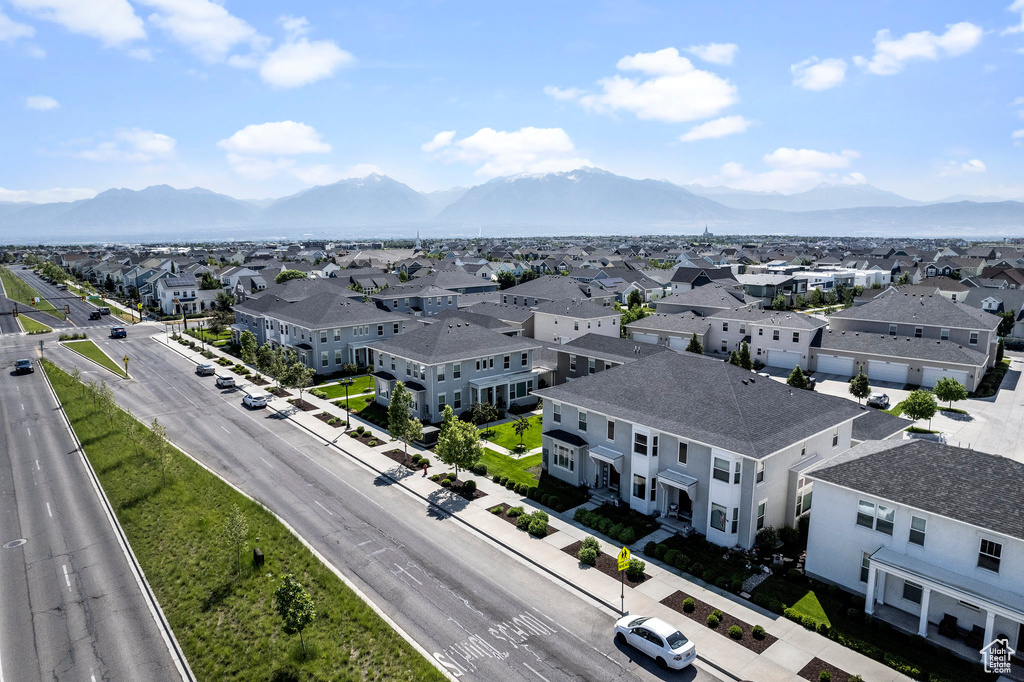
678;492;692;519
609;466;620;491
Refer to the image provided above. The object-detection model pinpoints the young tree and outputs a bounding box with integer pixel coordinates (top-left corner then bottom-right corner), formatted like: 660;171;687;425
794;294;806;309
149;418;169;487
627;289;643;309
902;389;938;429
397;270;410;283
685;333;703;354
274;574;316;654
275;269;308;285
387;381;421;455
933;377;968;410
738;341;752;370
223;503;249;576
199;272;219;290
284;358;316;403
124;410;143;457
495;270;517;290
997;310;1016;338
997;337;1005;364
435;405;483;479
239;330;258;364
518;269;537;284
896;272;910;285
468;401;500;435
256;344;277;376
824;290;839;306
214;290;235;312
512;415;533;448
70;366;83;394
848;369;871;404
728;350;740;366
98;380;117;424
772;294;787;311
787;365;808;389
808;288;824;307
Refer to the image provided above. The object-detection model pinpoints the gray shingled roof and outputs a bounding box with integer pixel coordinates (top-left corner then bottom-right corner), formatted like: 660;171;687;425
261;292;409;328
808;439;1024;541
532;298;618;319
850;409;908;442
626;311;711;335
501;275;590;300
817;330;989;365
830;293;1000;330
656;283;756;310
533;352;863;459
557;333;671;363
432;309;518;334
462;301;535;324
708;307;827;330
368;319;540;364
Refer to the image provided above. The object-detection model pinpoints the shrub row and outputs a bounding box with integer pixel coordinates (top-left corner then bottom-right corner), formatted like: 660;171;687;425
573;508;637;545
642;541;744;593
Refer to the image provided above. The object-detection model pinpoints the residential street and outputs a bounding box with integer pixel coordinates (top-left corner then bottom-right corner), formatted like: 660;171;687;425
45;327;728;682
0;334;183;682
13;267;122;330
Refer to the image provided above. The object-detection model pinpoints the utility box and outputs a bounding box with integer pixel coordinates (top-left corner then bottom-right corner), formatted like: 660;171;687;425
253;548;264;568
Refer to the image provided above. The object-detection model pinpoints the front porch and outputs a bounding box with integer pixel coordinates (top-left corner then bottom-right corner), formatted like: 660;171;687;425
469;370;539;410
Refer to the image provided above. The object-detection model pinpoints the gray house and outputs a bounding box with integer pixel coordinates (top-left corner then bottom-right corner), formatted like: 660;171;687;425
625;312;711;351
552;333;670;385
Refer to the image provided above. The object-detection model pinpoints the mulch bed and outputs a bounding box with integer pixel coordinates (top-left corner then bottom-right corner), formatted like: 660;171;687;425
382;448;425;469
487;502;557;537
314;412;344;427
347;430;382;446
250;377;269;386
797;657;853;682
661;590;777;654
288;398;318;412
561;540;650;584
268;387;292;398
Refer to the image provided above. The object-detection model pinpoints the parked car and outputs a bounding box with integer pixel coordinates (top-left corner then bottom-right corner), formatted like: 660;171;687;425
613;615;696;670
56;283;68;290
242;393;269;409
215;375;236;389
89;311;102;320
109;326;127;339
867;392;891;409
196;363;216;376
14;359;34;374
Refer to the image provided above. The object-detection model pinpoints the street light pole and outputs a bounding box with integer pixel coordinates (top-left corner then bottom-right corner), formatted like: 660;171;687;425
342;378;354;429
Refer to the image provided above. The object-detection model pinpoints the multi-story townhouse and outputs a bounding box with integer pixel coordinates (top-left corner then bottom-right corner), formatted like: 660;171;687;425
552;333;670;385
370;283;460;317
654;282;759;316
532;352;895;550
499;275;613;307
625;312;711;351
155;274;220;315
461;301;535;337
805;440;1024;657
706;308;826;370
532;299;620;344
735;273;808;306
368;321;542;424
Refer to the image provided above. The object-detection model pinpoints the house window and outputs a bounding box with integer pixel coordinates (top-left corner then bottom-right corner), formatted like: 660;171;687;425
913;326;923;338
504;355;510;369
940;328;950;340
758;328;763;336
522;352;528;366
731;508;739;534
574;321;579;331
607;420;615;441
391;357;396;370
792;332;800;343
632;475;646;499
336;350;343;365
909;516;926;546
902;581;923;605
832;428;840;447
856;500;875;528
795;478;813;516
393;323;400;334
733;461;741;484
438;365;446;382
393;300;398;308
378;325;384;336
569;355;576;371
721;340;728;352
633;432;648;456
553;444;574;471
578;411;587;431
476;360;481;371
552;404;561;423
773;329;780;341
678;442;687;465
453;363;461;379
320;331;328;343
756;460;765;484
723;322;729;332
713;457;730;482
710;503;727;532
588;358;596;374
969;331;979;345
437;393;446;412
453;391;462;409
448;296;453;305
739;324;746;335
888;324;897;336
860;553;871;583
756;501;766;530
875;505;894;535
489;357;494;368
650;478;656;502
406;361;412;376
652;435;659;457
334;328;341;341
979;539;1002;572
801;441;807;456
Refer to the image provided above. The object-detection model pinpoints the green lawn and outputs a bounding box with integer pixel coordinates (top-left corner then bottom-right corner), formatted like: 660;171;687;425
317;375;374;399
19;315;52;333
333;394;376;413
481;414;542;451
42;360;444;682
479;448;541;487
0;266;65;319
63;339;128;378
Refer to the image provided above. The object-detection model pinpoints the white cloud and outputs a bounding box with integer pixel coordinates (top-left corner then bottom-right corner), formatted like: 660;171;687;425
696;147;865;193
26;44;45;58
853;22;983;75
10;0;144;47
547;47;738;123
421;130;455;152
962;159;987;173
278;15;308;40
939;158;988;176
764;148;859;169
224;154;295;181
435;127;591;178
127;47;153;60
842;172;868;185
1014;129;1024;145
0;9;34;41
678;115;752;142
25;95;58;110
217;121;330;156
135;0;267;62
259;38;354;88
77;128;176;162
0;186;96;203
685;43;738;66
791;57;847;91
1003;0;1024;35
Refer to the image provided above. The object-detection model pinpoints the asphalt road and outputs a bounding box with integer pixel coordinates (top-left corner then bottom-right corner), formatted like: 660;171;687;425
55;329;729;682
0;282;20;336
14;267;119;330
0;334;182;682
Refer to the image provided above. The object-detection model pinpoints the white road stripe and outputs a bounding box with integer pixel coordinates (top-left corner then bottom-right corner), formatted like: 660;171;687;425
26;427;30;436
62;564;71;591
357;540;372;546
369;548;387;556
259;457;273;469
523;663;550;682
393;563;422;586
35;460;39;471
314;500;334;516
221;426;230;433
46;502;52;518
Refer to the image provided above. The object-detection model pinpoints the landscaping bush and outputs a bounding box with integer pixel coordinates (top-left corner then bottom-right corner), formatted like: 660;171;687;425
356;425;365;434
516;514;532;530
577;546;597;565
516;483;529;496
506;506;525;518
472;462;488;476
712;609;724;620
728;625;742;640
702;569;717;584
819;671;831;682
706;614;719;628
664;549;682;566
581;536;600;552
490;506;503;515
368;439;378;446
463;480;476;492
817;622;830;636
528;511;548;536
445;472;456;481
618;527;636;545
410;454;422;465
752;625;765;640
597;517;613;535
729;578;744;594
541;494;551;507
609;523;624;540
440;478;452;488
348;432;360;439
682;598;695;613
547;495;561;511
505;479;516;490
715;576;730;591
780;525;800;548
847;676;862;682
625;558;645;580
673;554;691;571
574;508;589;523
788;568;804;581
526;487;538;500
495;475;507;486
756;525;780;551
643;541;658;557
654;544;669;561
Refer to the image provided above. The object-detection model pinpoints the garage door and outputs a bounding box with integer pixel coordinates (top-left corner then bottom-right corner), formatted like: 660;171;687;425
867;360;909;384
667;335;689;351
816;354;855;377
632;332;659;345
921;367;969;389
766;349;803;370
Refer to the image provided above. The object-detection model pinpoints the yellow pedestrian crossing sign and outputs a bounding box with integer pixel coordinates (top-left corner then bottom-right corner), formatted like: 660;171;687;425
123;355;129;364
617;547;631;571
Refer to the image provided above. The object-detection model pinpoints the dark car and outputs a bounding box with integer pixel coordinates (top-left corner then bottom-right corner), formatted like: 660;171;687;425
110;326;127;339
15;359;33;374
89;311;102;320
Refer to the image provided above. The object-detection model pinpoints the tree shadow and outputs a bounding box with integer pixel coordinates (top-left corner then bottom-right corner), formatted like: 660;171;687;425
425;487;470;518
939;410;974;422
201;577;236;612
118;482;164;510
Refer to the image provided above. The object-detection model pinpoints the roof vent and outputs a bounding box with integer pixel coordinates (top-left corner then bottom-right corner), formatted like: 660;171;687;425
741;379;748;385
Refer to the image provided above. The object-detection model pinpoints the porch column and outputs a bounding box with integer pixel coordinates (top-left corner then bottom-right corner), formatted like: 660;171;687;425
877;571;886;606
984;610;996;649
917;587;931;636
865;565;877;615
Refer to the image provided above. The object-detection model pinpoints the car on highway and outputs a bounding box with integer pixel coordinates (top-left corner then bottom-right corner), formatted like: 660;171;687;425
867;392;891;409
89;311;102;320
57;283;68;290
215;375;236;388
98;306;111;315
14;359;34;374
196;363;216;376
613;615;696;670
242;393;269;409
109;326;127;339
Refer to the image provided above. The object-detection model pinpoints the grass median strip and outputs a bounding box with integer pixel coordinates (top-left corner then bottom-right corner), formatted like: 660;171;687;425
63;339;128;378
18;314;52;334
0;266;65;319
43;359;445;682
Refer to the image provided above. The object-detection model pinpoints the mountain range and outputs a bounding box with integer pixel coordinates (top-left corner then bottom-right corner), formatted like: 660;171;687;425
2;167;1022;242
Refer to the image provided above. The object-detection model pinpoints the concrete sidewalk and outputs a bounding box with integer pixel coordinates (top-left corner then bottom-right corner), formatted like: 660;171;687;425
152;332;912;682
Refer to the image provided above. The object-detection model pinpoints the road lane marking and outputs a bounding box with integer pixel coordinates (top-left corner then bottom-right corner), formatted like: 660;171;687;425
46;503;52;518
26;427;30;436
357;540;372;546
20;404;23;410
523;663;550;682
369;548;387;556
393;563;422;586
62;564;71;591
221;426;229;433
313;500;334;516
259;457;274;468
35;460;40;471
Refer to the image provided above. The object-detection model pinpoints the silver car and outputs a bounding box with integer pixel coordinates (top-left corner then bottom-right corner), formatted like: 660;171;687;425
196;363;216;376
215;375;236;388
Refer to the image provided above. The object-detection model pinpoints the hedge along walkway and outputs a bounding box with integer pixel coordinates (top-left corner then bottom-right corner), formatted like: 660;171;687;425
42;360;445;682
62;339;128;378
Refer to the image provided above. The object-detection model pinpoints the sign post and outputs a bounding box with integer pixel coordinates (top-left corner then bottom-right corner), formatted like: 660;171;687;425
122;354;129;377
617;546;631;615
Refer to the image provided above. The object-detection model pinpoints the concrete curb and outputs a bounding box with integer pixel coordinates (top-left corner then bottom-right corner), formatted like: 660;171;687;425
57;339;130;380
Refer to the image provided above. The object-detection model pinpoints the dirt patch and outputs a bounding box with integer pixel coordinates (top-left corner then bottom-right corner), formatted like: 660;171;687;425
250;377;269;386
346;430;381;446
268;387;292;398
797;657;854;682
287;398;318;412
487;502;555;536
660;590;777;654
382;448;426;469
561;540;650;585
314;412;344;427
428;470;488;501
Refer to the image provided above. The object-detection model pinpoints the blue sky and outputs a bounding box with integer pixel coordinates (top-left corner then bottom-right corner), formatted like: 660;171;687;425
2;0;1023;203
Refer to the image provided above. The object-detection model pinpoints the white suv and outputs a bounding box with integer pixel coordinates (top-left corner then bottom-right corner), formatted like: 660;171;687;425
242;393;269;409
216;375;236;388
613;615;696;670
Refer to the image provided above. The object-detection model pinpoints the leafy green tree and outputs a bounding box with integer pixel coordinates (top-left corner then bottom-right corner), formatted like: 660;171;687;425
787;365;808;389
215;290;235;312
902;389;937;428
997;337;1005;364
496;270;517;290
256;344;277;375
997;310;1016;338
518;269;537;284
275;269;308;285
435;405;483;479
619;304;648;337
200;272;219;290
824;290;839;306
728;350;740;366
512;415;533;448
149;418;169;487
387;381;422;454
274;574;316;654
738;341;752;370
283;357;315;402
685;333;703;354
794;294;806;308
896;272;910;285
239;330;258;364
627;289;643;309
808;288;824;307
772;294;787;311
397;270;410;283
848;369;870;404
223;503;249;575
468;401;499;435
933;377;968;410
